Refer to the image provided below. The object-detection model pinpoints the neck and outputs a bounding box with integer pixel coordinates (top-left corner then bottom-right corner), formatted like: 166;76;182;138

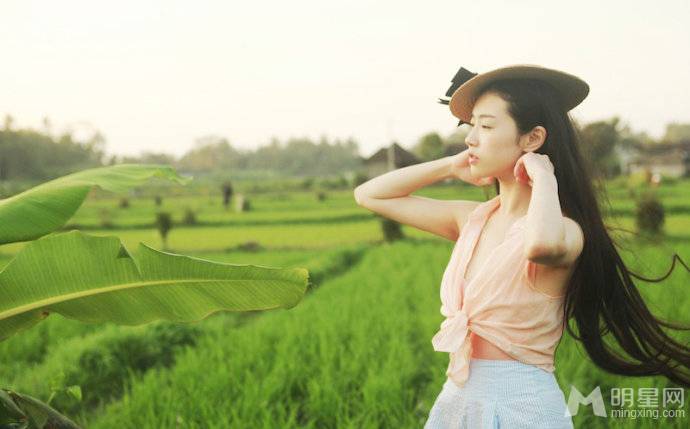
494;175;532;218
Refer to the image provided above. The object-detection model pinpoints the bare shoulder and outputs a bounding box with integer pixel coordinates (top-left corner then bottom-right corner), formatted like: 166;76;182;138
447;199;482;230
392;196;482;240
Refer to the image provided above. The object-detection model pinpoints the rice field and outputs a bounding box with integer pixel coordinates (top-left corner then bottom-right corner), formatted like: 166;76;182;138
1;179;688;428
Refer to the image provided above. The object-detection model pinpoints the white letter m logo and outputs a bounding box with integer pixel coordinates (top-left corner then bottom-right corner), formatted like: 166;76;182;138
565;385;607;417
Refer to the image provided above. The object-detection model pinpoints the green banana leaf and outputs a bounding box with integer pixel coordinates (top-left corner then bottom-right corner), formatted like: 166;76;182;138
1;388;81;429
0;164;191;245
0;230;309;342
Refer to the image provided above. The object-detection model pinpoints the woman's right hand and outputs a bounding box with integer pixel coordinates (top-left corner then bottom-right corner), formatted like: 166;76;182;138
448;150;495;187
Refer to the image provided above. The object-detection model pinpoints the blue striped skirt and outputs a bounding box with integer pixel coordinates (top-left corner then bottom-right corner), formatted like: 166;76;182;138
424;358;574;428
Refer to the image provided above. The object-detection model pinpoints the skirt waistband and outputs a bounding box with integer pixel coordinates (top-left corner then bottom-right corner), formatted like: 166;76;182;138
468;358;538;367
444;358;561;401
446;358;556;390
459;358;551;381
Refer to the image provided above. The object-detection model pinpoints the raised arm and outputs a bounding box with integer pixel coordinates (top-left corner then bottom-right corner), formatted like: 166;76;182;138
354;151;491;241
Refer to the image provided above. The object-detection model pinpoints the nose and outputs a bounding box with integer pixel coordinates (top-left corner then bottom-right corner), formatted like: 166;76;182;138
465;126;478;147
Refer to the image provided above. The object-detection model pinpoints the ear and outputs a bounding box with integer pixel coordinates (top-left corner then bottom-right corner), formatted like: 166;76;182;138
521;125;547;152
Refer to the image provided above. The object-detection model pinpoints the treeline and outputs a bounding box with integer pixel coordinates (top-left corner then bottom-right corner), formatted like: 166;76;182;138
2;112;689;185
0;116;105;181
150;135;363;177
0;127;363;184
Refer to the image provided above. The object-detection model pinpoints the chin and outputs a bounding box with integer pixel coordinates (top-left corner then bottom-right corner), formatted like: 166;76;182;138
470;165;488;177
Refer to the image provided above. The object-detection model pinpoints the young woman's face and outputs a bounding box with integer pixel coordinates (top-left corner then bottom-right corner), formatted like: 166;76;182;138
464;91;526;181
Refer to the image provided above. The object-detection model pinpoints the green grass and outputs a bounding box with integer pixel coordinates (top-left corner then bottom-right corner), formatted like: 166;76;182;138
76;238;688;428
77;240;450;428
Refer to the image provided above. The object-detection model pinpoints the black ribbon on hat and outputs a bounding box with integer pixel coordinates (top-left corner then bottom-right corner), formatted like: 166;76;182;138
437;66;478;126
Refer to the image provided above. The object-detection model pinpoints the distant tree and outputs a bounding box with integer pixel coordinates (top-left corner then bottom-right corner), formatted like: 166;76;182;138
183;207;197;225
661;122;690;143
580;117;621;178
42;116;52;136
155;212;173;249
0;123;104;181
3;114;14;131
636;191;665;235
173;134;363;177
243;136;361;177
351;172;368;187
444;128;469;147
301;177;314;189
413;132;445;161
380;217;404;242
82;131;106;165
120;152;177;165
618;124;656;147
177;135;242;173
222;181;234;210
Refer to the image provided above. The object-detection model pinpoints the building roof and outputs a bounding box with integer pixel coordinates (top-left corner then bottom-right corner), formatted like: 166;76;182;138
629;140;690;164
631;140;690;154
364;142;421;166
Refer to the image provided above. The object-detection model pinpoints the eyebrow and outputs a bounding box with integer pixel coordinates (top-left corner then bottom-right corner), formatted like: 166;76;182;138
470;114;496;119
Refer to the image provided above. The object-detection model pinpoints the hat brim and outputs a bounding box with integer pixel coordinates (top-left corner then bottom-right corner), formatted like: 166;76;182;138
448;64;589;124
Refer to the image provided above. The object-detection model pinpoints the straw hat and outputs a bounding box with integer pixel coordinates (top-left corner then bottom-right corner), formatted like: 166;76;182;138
438;64;590;126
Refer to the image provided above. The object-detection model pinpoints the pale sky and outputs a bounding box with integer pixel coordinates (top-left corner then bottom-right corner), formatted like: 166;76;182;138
1;0;688;159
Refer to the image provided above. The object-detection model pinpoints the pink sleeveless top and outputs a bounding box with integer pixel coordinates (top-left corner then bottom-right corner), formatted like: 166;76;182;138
431;195;567;388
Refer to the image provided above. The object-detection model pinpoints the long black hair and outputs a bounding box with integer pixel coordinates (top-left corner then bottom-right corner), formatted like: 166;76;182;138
470;78;690;387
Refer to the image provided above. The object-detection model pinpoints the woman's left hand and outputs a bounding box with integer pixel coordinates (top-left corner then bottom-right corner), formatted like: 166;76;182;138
513;152;554;186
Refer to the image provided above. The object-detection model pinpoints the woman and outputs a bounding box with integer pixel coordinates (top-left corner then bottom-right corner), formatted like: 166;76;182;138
353;64;690;428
